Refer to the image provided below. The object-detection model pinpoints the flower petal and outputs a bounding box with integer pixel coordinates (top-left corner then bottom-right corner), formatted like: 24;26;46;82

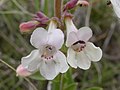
77;27;92;42
47;29;64;49
84;42;102;62
110;0;120;18
67;48;77;68
30;27;48;48
40;61;59;80
66;31;79;47
21;50;41;72
55;51;69;73
76;51;91;70
27;58;41;72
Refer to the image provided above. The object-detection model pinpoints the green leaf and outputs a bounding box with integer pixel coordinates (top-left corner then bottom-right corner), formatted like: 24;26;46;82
34;0;40;11
64;83;77;90
44;0;48;15
85;87;103;90
64;68;74;83
52;81;60;90
29;72;46;81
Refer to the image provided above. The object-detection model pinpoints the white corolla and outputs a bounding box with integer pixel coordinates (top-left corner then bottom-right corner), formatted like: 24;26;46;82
110;0;120;18
65;17;102;70
20;20;69;80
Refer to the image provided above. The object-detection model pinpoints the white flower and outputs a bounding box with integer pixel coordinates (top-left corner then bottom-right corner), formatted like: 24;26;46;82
65;17;102;70
110;0;120;18
21;20;69;80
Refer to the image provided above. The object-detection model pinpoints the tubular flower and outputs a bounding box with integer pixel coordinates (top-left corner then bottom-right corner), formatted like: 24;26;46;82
21;20;69;80
110;0;120;18
65;17;102;70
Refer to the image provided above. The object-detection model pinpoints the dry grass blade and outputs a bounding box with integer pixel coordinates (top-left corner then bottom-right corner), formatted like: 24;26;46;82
0;59;38;90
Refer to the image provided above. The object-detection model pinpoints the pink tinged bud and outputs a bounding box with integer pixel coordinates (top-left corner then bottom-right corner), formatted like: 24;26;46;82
34;17;49;24
77;0;89;7
36;12;48;18
36;23;47;28
63;0;78;11
19;21;39;33
34;11;49;23
16;64;32;77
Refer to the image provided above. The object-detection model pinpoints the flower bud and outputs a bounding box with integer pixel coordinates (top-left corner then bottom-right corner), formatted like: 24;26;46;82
36;12;48;18
34;11;49;23
16;64;32;77
19;21;39;33
63;0;78;11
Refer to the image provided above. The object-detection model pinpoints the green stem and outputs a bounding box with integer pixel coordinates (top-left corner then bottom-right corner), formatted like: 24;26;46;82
0;59;16;71
60;74;64;90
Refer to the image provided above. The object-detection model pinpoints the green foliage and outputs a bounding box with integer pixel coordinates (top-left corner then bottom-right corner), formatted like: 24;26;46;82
85;87;103;90
30;72;46;81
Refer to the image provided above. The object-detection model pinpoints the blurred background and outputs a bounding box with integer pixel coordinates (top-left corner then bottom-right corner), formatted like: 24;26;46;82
0;0;120;90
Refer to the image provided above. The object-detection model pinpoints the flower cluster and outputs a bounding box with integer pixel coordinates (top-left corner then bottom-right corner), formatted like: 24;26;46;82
17;0;120;80
16;16;102;80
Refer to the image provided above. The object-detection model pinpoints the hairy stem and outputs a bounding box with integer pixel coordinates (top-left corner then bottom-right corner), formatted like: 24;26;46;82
54;0;63;19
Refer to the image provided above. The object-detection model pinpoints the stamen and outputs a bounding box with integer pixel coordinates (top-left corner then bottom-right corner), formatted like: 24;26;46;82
107;0;111;5
40;45;56;61
73;40;85;45
72;40;86;52
48;47;52;50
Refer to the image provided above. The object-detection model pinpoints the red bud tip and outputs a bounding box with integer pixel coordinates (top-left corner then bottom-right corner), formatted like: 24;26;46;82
63;0;78;11
16;64;32;77
19;21;39;33
36;11;48;18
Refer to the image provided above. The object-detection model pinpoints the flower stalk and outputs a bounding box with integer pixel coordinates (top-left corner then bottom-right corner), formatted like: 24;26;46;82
54;0;63;19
